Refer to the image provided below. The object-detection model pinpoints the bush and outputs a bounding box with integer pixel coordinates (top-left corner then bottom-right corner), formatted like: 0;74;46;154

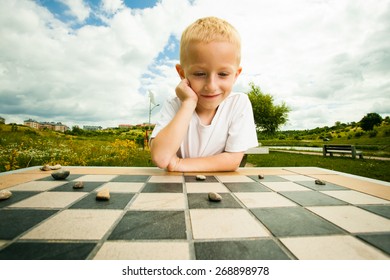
369;130;378;138
354;131;364;138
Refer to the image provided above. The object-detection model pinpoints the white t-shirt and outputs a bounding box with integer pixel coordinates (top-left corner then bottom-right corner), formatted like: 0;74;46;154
151;92;258;158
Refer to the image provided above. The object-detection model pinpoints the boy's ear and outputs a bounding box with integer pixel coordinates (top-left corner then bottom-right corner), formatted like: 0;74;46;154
234;66;243;81
175;64;185;79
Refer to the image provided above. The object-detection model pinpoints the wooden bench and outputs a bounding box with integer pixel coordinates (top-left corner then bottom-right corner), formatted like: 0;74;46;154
240;147;269;167
323;144;363;159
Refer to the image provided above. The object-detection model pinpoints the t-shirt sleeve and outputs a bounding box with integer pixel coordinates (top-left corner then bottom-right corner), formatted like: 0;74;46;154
150;98;180;139
225;94;258;152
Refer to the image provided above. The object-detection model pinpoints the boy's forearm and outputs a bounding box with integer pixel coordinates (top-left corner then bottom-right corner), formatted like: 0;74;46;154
150;101;196;168
170;152;244;172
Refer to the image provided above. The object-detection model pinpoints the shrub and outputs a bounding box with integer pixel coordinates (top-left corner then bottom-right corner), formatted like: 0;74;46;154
369;130;378;138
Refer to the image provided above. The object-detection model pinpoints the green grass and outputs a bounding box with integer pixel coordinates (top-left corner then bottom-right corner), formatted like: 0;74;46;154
247;151;390;182
1;123;389;182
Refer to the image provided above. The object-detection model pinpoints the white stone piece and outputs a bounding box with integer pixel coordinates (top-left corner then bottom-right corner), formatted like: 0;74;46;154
208;192;222;202
196;175;206;181
73;181;84;189
40;164;51;171
0;190;12;200
96;188;110;201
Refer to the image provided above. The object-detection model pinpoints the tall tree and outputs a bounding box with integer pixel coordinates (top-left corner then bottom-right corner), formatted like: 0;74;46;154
360;112;383;131
247;83;290;134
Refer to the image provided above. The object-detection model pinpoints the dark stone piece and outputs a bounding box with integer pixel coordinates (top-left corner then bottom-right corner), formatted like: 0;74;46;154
51;170;70;180
315;179;326;185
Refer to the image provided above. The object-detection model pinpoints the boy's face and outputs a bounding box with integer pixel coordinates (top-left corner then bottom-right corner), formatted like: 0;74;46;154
177;41;242;112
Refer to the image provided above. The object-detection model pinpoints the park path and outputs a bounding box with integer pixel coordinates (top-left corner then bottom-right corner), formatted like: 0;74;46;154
270;149;390;161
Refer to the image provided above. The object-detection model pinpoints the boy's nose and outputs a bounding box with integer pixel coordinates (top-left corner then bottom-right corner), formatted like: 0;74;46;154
205;75;217;93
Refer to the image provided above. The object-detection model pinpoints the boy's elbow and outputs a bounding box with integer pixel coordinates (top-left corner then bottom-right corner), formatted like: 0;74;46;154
150;141;169;169
151;151;170;169
152;156;170;169
226;163;240;172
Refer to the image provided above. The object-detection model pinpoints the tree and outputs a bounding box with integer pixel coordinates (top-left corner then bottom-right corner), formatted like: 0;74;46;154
359;112;383;131
247;83;290;135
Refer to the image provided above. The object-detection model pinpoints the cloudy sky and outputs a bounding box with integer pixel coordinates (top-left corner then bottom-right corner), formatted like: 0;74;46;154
1;0;389;130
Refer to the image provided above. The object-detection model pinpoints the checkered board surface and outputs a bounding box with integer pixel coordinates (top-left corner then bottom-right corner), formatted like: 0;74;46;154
1;172;390;260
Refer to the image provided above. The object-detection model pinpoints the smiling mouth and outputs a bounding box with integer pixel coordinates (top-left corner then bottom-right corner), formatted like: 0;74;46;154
201;94;221;99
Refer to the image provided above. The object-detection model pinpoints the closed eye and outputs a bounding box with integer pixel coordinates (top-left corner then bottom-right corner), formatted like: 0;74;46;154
219;72;230;77
193;72;206;77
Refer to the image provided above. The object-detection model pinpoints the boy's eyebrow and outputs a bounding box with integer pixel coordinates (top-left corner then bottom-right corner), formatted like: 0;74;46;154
188;63;236;70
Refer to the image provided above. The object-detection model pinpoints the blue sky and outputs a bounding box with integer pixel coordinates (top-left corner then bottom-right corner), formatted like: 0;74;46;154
0;0;389;130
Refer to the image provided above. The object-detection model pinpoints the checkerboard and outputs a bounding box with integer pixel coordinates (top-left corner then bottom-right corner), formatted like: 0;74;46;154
1;168;389;260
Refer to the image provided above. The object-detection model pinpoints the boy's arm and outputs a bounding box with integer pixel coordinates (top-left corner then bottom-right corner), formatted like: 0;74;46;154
150;79;197;168
168;151;244;172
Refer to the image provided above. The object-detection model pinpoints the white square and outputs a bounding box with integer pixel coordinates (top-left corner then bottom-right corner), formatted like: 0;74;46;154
235;192;297;208
321;190;390;205
190;209;269;239
280;235;390;260
97;182;143;193
94;241;191;260
148;176;183;183
262;182;310;192
9;192;87;208
216;175;255;183
308;206;390;233
75;175;117;182
278;175;314;181
8;181;66;191
186;183;230;193
129;193;186;210
21;209;123;240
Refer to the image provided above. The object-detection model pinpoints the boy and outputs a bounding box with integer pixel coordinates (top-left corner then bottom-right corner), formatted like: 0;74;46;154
150;17;258;172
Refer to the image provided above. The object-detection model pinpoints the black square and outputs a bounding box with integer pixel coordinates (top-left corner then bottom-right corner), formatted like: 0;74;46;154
195;240;291;260
357;234;390;255
251;207;344;237
142;183;183;193
280;191;348;206
51;181;105;192
108;211;186;240
187;193;242;209
295;181;348;191
37;174;84;181
0;191;39;208
184;176;218;182
70;193;135;209
248;175;288;182
224;182;271;192
0;242;96;260
0;209;58;239
358;205;390;219
111;175;150;182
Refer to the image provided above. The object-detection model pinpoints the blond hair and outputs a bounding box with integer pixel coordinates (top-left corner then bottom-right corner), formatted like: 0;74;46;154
179;17;241;66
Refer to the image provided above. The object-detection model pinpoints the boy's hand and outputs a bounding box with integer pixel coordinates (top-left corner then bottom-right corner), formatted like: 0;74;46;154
175;79;198;105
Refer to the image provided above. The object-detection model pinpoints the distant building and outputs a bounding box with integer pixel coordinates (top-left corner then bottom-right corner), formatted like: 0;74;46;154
118;123;156;129
0;116;5;124
24;119;69;132
24;119;40;129
118;124;135;129
83;125;102;131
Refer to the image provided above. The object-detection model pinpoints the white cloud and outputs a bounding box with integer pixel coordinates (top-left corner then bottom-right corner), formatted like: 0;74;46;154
100;0;124;14
58;0;91;22
0;0;389;130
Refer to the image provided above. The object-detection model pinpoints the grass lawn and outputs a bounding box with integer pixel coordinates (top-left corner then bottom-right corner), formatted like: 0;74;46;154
246;151;390;182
